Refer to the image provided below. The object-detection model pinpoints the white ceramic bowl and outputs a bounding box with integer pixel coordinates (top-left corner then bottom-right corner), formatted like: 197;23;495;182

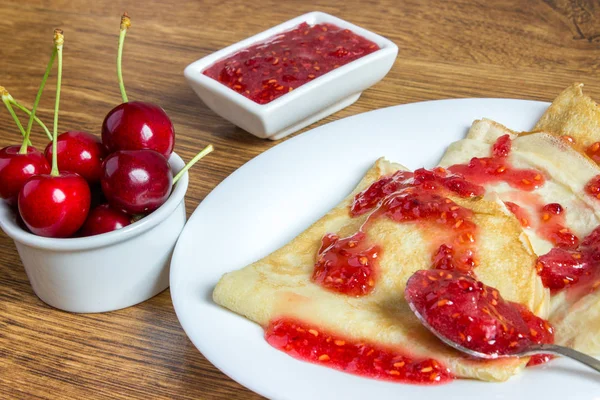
184;11;398;140
0;153;188;313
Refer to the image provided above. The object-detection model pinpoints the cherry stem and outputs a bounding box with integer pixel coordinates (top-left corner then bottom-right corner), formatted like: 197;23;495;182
117;12;131;103
10;100;53;142
51;29;64;177
0;88;31;146
173;144;214;185
20;46;57;153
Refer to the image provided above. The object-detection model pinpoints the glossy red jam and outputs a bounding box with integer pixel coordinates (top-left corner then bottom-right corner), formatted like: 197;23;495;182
585;175;600;200
538;203;578;248
266;318;453;384
203;22;380;104
537;225;600;294
351;167;484;217
313;168;483;296
405;270;554;357
504;201;531;227
313;232;381;296
586;142;600;164
448;135;546;191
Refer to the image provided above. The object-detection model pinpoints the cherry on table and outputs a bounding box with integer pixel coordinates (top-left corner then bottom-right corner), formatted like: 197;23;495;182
0;146;50;206
44;131;106;184
79;203;131;236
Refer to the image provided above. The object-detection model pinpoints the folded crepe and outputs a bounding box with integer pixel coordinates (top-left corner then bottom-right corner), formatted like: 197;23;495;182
213;83;600;384
214;157;546;382
439;83;600;355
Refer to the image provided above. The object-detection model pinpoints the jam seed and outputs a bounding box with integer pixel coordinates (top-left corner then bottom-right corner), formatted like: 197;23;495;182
388;370;400;376
542;213;551;221
309;329;319;337
522;179;531;185
393;361;405;368
437;299;451;307
530;328;538;337
421;366;433;373
334;340;345;346
318;354;330;361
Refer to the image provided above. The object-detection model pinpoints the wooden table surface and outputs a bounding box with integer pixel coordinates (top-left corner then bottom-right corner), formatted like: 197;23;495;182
1;0;599;398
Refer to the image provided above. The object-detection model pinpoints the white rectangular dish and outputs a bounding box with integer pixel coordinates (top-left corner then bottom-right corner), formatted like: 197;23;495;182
184;11;398;140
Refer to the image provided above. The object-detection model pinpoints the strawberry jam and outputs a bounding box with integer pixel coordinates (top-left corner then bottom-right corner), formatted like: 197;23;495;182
266;318;453;384
313;232;381;296
537;203;578;248
203;23;380;104
313;168;482;296
448;135;546;191
405;270;554;357
504;201;531;227
537;225;600;294
351;168;484;217
585;174;600;200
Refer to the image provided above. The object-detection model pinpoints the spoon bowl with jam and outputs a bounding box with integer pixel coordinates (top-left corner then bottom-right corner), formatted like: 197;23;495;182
404;269;600;372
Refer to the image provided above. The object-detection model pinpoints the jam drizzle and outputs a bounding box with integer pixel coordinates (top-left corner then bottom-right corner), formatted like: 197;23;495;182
448;134;546;192
537;225;600;295
312;168;483;296
203;23;380;104
313;232;380;296
266;318;453;384
405;269;554;357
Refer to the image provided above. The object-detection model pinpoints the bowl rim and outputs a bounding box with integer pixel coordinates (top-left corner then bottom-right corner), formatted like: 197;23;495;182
183;11;399;115
0;152;189;251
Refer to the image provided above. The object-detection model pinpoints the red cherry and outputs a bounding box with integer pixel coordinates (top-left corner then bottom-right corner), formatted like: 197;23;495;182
101;149;172;215
80;203;131;236
101;101;175;158
0;146;50;206
44;131;106;183
18;172;91;238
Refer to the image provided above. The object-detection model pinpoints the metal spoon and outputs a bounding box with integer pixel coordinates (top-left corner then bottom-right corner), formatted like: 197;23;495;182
407;301;600;373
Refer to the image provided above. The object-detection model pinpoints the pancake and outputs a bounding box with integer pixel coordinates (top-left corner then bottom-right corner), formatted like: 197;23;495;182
214;158;546;382
440;103;600;355
534;83;600;153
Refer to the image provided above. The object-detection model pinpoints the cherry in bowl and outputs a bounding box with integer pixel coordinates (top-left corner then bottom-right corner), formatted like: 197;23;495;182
101;149;173;215
0;146;50;206
45;131;106;184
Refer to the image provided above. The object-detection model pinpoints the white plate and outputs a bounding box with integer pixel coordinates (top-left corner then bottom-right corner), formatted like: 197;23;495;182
171;99;600;400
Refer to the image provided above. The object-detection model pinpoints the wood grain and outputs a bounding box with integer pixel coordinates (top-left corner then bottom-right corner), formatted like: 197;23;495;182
0;0;599;398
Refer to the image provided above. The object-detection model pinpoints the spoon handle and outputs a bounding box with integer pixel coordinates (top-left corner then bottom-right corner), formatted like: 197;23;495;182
522;344;600;373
